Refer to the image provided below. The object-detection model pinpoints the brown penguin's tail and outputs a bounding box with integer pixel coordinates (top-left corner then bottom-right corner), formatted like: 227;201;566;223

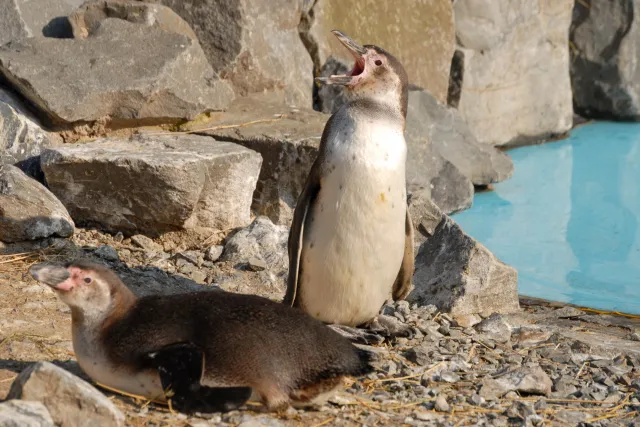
300;345;375;390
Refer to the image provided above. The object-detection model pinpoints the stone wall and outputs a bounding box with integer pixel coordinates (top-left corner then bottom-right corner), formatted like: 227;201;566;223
449;0;574;146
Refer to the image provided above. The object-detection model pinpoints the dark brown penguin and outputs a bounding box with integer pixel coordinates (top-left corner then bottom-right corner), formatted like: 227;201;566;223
28;260;373;413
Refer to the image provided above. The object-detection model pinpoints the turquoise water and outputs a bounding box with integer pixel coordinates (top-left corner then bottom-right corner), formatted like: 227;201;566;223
452;122;640;314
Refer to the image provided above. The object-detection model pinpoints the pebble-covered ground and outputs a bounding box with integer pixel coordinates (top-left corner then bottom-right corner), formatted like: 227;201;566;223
1;230;639;426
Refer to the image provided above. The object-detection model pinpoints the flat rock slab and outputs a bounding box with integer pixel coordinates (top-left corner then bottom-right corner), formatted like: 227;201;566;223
408;215;519;317
0;400;54;427
302;0;455;103
451;0;573;145
7;361;125;427
190;93;328;225
40;134;261;235
0;165;74;243
0;86;60;177
0;18;234;125
146;0;313;107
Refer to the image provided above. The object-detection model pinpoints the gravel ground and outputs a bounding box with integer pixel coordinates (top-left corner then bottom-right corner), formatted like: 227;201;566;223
0;229;639;426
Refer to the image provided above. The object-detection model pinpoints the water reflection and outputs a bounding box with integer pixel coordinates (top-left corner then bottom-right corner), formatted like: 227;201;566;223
452;122;640;314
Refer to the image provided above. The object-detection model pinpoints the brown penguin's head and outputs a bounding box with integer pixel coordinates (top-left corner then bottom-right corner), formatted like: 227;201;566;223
29;259;135;320
316;30;409;118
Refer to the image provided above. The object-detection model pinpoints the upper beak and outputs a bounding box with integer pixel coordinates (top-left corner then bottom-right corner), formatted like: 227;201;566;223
331;30;367;58
315;30;366;86
29;263;70;289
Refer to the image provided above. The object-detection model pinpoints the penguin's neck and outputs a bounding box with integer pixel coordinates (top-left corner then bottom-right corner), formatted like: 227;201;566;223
345;87;406;126
345;97;405;131
71;286;137;339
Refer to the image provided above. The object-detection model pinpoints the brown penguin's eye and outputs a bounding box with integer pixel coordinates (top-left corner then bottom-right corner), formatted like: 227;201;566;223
84;277;92;284
375;60;382;66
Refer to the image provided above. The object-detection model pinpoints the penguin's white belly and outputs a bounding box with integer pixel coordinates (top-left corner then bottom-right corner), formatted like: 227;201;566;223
73;328;166;401
300;123;407;326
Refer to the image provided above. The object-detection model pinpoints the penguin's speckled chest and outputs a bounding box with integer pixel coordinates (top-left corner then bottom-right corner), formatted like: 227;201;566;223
299;115;407;326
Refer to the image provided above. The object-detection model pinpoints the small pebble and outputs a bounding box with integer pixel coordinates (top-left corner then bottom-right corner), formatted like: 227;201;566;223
434;395;449;412
205;245;224;262
247;257;267;271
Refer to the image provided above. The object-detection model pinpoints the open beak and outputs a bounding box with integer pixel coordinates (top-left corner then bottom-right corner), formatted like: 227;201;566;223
29;263;72;291
315;30;367;86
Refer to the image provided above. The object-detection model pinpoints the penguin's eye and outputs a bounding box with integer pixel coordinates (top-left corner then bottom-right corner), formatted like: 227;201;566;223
84;277;92;284
375;60;382;66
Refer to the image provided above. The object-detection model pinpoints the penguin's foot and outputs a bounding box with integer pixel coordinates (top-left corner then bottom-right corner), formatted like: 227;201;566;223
327;324;384;345
368;314;415;339
257;383;291;413
290;376;344;409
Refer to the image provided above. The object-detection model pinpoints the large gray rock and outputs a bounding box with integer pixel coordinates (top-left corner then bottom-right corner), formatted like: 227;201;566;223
405;97;474;215
408;215;520;317
0;18;234;125
222;216;289;268
302;0;455;104
7;361;125;427
0;400;54;427
142;0;313;108
221;216;289;294
570;0;640;119
69;0;197;40
450;0;573;145
40;134;262;235
0;165;74;243
407;88;513;186
405;146;473;216
191;93;328;225
407;191;446;250
0;87;60;177
0;0;84;46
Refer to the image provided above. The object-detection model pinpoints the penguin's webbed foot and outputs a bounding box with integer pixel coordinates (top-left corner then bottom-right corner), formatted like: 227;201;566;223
367;314;415;339
326;324;384;345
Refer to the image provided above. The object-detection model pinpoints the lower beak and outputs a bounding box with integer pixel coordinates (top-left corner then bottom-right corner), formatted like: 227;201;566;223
315;30;366;86
29;264;70;290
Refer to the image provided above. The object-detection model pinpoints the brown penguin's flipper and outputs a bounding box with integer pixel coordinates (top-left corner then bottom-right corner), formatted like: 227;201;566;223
326;324;384;345
283;156;324;307
391;207;415;301
146;342;251;414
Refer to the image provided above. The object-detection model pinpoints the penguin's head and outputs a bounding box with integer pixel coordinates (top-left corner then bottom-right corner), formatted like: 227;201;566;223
29;260;130;318
316;30;409;118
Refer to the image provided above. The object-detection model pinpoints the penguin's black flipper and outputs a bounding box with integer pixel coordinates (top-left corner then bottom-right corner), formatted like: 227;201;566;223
145;342;252;414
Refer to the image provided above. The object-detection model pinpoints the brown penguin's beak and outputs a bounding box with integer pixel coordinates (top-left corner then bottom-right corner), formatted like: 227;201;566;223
315;30;367;86
28;263;71;291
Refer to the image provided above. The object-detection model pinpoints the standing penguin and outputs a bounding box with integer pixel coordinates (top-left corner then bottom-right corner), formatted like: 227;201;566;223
284;30;414;327
28;260;373;413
